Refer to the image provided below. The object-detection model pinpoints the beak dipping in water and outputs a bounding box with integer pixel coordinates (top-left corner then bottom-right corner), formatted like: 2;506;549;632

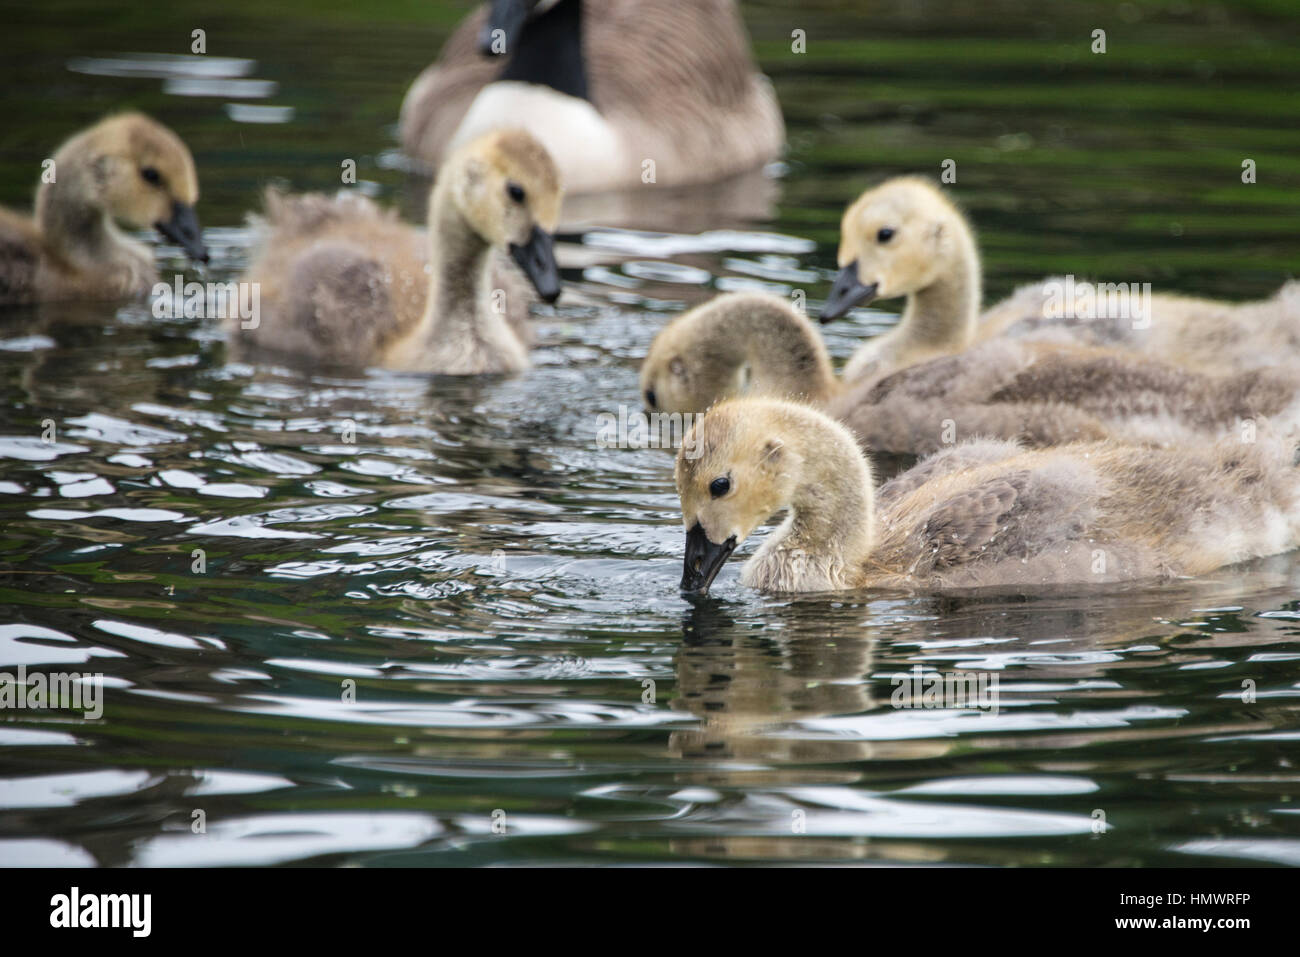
155;200;209;264
819;261;877;323
680;523;737;596
509;225;561;303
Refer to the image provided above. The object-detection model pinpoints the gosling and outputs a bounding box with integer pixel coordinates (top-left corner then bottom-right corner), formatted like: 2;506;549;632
821;176;1298;379
676;397;1300;595
641;292;1300;456
0;113;207;306
232;129;562;374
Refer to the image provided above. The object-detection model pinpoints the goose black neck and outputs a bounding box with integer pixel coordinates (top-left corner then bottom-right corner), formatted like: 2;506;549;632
499;0;588;102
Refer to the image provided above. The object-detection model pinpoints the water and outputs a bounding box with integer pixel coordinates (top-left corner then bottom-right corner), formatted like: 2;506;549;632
2;0;1299;867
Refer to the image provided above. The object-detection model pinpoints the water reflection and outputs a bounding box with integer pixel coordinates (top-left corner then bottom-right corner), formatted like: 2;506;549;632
671;601;886;771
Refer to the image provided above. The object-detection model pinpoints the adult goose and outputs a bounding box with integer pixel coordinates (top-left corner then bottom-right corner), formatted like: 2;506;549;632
398;0;784;194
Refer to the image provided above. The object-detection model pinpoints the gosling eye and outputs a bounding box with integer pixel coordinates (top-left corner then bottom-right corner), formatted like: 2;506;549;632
709;476;731;498
877;227;895;243
506;182;526;204
141;167;162;186
644;388;657;409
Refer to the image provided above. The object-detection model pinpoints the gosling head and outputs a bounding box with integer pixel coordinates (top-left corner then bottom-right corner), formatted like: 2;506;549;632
641;294;830;416
675;399;804;596
60;113;208;263
820;177;966;322
441;128;563;302
640;306;745;416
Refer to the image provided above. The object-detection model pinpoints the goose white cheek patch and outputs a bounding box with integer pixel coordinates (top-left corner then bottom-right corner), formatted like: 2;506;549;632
450;82;628;192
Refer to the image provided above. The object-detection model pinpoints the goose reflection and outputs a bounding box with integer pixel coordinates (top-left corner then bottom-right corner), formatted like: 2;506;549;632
661;582;1296;863
666;600;952;862
668;600;952;774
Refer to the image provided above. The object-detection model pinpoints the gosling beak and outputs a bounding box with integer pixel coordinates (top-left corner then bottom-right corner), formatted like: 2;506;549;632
820;262;877;323
680;523;737;597
155;201;209;264
479;0;531;56
510;225;561;303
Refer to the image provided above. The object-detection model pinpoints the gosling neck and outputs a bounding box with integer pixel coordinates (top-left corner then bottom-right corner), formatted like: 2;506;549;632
747;422;877;590
896;229;981;355
35;158;141;272
399;184;524;372
427;194;494;333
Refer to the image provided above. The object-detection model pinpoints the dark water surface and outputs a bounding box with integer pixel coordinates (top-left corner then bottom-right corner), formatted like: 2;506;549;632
1;1;1299;866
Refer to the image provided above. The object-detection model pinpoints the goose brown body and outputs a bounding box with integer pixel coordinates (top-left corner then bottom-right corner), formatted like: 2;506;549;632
981;275;1300;375
829;338;1300;455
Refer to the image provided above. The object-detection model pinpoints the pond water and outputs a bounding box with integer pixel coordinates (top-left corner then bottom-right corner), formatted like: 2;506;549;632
1;0;1299;867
